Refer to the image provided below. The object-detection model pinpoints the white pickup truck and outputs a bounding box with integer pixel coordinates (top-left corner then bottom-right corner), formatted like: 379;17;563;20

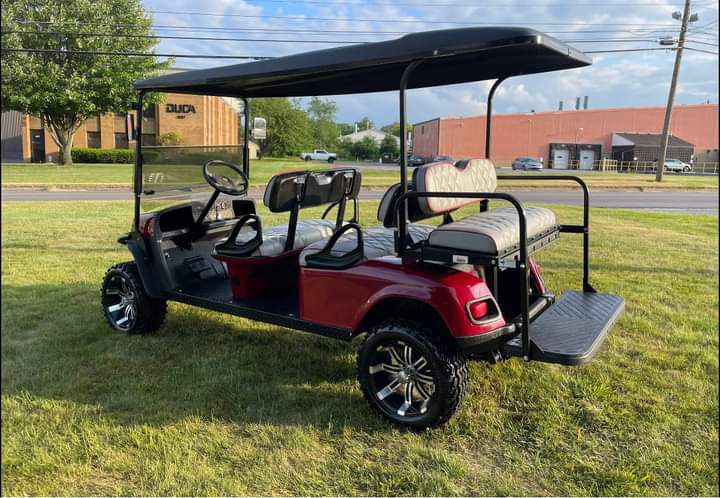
300;149;337;163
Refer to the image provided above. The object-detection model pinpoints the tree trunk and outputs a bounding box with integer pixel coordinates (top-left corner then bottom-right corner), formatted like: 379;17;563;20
43;117;77;165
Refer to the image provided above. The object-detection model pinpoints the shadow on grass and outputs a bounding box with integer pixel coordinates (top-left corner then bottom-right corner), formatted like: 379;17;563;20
2;282;389;434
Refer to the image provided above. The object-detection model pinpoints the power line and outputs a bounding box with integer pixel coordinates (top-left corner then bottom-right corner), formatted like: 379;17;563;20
151;0;711;6
0;47;270;59
14;15;680;28
1;31;368;44
684;46;719;55
584;47;675;53
686;38;720;46
2;30;668;46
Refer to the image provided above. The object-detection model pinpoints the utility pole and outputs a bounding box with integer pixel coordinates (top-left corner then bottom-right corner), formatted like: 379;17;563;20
656;0;697;182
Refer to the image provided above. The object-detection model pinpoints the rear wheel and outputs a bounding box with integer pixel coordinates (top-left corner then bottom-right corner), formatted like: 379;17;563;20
357;319;468;429
328;156;336;164
101;262;166;334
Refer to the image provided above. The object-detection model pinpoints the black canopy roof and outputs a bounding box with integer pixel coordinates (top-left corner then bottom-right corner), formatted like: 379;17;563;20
135;27;591;97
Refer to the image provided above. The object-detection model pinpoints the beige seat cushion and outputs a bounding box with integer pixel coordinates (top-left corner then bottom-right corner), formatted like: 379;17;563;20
299;224;434;266
427;207;557;254
234;219;336;257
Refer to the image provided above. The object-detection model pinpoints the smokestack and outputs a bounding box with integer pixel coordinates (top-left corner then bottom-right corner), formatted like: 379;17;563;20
575;97;581;110
583;96;589;109
558;101;564;111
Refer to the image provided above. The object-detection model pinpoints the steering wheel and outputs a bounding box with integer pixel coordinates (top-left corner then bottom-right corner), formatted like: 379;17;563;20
203;160;249;196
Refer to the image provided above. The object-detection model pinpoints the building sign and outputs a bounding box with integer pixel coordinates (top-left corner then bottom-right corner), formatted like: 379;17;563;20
166;103;197;119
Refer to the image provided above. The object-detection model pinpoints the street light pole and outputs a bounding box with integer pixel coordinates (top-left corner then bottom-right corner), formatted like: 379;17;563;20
656;0;696;182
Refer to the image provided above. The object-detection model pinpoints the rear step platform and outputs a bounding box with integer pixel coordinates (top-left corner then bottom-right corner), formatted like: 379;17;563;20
504;290;624;365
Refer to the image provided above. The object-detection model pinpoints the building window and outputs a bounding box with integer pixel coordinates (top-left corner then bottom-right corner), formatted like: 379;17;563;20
87;131;101;148
421;125;425;134
141;134;156;146
114;132;129;149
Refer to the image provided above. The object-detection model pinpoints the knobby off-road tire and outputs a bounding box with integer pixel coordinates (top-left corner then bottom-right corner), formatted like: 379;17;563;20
101;262;167;334
357;319;469;429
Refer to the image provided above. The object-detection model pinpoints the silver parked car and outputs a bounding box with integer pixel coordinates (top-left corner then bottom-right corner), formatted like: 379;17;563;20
512;157;543;170
662;158;692;172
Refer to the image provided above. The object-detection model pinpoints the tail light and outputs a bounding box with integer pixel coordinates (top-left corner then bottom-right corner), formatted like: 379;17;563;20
466;297;500;324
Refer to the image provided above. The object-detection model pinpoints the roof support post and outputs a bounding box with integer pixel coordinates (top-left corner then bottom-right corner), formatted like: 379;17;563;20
485;76;507;160
133;91;145;232
242;97;250;179
480;77;507;213
397;59;424;255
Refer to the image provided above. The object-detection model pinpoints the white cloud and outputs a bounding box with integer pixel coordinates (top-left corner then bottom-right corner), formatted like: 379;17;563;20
142;0;719;126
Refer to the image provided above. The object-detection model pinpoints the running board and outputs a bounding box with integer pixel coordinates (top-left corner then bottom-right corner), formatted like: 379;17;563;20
503;290;624;365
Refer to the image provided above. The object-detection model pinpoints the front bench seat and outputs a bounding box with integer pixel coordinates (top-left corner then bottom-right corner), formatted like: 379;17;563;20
215;168;361;259
299;224;434;266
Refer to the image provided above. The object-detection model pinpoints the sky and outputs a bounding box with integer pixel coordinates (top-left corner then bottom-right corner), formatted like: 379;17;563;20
141;0;719;127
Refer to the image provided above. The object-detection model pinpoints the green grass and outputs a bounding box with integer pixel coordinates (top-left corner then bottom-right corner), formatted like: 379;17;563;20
0;159;397;189
2;200;718;495
2;160;717;190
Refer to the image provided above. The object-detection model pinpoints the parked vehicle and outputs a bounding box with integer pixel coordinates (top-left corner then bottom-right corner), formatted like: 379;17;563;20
512;157;543;170
663;158;692;172
431;155;453;163
405;155;426;166
300;149;337;163
107;27;624;429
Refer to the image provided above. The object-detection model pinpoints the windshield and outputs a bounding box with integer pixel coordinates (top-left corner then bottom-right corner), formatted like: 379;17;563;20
140;144;245;216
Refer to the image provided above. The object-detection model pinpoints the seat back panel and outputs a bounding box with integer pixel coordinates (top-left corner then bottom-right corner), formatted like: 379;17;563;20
414;159;497;215
264;168;361;213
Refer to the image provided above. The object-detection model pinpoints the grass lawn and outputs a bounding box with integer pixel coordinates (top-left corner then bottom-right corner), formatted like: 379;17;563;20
2;200;718;495
2;160;718;191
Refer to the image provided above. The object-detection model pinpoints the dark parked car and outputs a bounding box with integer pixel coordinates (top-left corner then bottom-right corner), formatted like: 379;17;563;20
405;155;426;166
432;155;453;163
512;156;543;170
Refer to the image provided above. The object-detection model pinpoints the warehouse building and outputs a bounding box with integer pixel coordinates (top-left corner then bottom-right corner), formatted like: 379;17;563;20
1;93;258;163
412;103;718;167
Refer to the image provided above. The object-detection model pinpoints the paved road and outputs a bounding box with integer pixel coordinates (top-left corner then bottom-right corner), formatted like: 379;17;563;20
2;188;717;214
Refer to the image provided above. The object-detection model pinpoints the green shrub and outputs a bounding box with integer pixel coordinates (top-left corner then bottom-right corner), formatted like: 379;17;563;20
71;147;135;164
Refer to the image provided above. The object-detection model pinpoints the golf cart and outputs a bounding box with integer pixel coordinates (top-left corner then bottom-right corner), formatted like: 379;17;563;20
103;27;624;428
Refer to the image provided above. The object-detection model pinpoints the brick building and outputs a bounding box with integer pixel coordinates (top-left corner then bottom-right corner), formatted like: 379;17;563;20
2;93;257;163
412;103;719;166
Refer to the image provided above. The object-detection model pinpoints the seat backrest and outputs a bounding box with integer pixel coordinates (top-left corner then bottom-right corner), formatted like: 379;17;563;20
264;168;361;213
376;159;496;227
413;159;497;215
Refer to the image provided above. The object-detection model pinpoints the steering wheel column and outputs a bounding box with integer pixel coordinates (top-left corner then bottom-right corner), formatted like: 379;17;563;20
192;160;250;237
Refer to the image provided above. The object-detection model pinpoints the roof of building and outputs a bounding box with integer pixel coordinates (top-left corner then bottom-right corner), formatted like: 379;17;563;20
614;132;694;147
135;27;590;97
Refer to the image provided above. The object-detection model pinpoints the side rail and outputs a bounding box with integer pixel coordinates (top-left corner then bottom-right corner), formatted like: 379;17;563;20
497;174;593;292
393;190;532;359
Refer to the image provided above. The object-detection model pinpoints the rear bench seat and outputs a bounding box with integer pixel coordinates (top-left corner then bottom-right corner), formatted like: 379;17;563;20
299;158;558;267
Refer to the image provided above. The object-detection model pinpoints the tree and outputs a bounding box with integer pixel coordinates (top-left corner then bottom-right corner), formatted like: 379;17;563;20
351;136;379;161
356;116;374;131
337;122;355;136
250;98;313;157
381;122;401;137
379;134;400;158
307;97;338;149
1;0;170;164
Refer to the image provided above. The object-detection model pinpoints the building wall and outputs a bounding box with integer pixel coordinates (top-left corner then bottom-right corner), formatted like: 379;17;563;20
412;118;440;157
15;93;243;162
413;104;719;162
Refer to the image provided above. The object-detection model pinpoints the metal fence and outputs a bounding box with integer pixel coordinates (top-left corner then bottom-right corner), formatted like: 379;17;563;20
542;159;718;175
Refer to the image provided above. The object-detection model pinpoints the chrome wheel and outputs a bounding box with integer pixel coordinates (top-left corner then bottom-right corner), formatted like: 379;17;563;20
103;274;137;331
368;340;436;418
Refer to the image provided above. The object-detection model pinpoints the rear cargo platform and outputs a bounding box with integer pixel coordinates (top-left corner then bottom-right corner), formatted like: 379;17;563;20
504;290;624;365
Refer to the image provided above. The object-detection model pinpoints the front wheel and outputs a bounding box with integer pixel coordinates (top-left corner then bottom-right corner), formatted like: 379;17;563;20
357;319;468;429
101;262;167;334
304;156;311;162
683;166;691;172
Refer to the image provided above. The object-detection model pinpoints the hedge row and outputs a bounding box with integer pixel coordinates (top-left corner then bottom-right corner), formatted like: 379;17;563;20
71;147;135;164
